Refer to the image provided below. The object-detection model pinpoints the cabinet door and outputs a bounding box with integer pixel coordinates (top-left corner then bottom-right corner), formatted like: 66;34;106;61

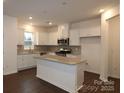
48;32;58;45
79;26;100;37
17;28;24;45
69;29;80;45
17;55;24;69
31;54;39;65
79;18;101;37
48;27;58;45
23;55;32;67
23;55;36;67
29;54;37;66
17;55;37;70
39;31;48;45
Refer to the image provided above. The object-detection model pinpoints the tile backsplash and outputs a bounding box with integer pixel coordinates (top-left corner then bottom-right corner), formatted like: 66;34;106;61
17;45;81;55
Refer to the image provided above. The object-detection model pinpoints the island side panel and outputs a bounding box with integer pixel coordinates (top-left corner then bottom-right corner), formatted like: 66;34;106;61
76;62;85;91
36;59;77;93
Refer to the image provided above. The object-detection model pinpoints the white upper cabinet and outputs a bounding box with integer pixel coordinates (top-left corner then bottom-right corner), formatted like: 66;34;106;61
38;30;48;45
69;28;80;46
69;18;101;45
58;24;69;39
69;23;81;46
48;27;58;45
79;18;101;37
17;28;24;45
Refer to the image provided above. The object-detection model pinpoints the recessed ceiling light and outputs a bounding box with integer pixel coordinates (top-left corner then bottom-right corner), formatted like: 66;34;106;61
49;22;52;25
99;9;104;13
29;16;32;19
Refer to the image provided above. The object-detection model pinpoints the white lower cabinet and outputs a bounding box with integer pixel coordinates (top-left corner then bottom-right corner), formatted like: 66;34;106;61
17;55;24;69
17;54;38;70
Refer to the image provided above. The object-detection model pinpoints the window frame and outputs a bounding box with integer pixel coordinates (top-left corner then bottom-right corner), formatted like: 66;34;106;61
24;31;34;50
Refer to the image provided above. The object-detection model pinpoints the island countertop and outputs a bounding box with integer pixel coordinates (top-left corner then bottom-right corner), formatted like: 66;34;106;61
34;54;86;65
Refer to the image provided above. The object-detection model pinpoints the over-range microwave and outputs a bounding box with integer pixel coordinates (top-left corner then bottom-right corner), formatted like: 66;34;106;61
57;38;69;46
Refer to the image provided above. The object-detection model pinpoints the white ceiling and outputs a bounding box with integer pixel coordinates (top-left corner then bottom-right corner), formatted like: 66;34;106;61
3;0;119;26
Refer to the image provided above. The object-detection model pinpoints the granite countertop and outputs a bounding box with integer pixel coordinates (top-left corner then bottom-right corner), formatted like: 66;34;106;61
34;54;86;65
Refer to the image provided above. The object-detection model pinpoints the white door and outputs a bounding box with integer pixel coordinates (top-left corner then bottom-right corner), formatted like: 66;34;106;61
108;16;120;78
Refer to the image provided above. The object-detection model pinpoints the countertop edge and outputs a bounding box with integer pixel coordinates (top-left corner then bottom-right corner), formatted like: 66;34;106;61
34;56;86;65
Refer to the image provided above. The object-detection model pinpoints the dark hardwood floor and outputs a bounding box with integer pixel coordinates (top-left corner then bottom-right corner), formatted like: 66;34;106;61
79;71;120;93
3;68;120;93
3;68;68;93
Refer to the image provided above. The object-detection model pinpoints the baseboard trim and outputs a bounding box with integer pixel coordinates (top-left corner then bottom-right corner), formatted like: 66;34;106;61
3;70;17;75
18;65;36;71
84;71;100;76
108;76;120;80
77;85;83;92
84;71;120;80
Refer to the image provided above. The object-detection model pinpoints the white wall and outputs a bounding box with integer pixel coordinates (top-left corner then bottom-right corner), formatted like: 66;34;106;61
100;5;120;80
3;15;18;75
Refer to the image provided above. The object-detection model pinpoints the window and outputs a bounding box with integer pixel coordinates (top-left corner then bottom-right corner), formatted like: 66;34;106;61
24;32;34;49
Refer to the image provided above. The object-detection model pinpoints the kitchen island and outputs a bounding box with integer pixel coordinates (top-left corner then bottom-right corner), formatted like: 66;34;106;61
34;54;86;93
